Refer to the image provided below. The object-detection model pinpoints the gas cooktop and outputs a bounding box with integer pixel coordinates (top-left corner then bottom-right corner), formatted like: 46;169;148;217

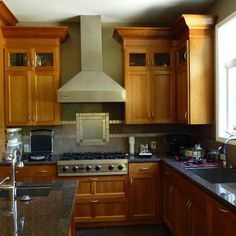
57;152;128;176
60;152;127;161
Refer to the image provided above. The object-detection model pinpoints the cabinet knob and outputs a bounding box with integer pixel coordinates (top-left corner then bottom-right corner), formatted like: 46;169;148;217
36;170;48;174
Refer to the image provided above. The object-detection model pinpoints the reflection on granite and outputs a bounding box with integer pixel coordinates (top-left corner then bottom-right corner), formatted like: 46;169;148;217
0;180;77;236
215;183;236;206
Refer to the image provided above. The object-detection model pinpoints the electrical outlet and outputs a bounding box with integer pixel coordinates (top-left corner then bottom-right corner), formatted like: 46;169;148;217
24;144;30;153
151;141;157;150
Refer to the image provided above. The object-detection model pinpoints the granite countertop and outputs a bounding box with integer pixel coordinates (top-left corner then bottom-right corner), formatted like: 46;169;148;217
0;180;78;236
162;157;236;213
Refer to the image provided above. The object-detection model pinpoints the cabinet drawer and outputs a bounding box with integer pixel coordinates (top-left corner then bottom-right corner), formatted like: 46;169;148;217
129;163;159;175
28;165;56;177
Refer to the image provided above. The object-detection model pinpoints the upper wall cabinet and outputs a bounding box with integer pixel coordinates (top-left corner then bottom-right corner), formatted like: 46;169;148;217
2;26;69;126
114;14;217;125
173;14;217;124
113;28;176;124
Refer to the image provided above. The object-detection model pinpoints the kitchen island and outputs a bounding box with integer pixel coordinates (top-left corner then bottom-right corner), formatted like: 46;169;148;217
0;180;77;236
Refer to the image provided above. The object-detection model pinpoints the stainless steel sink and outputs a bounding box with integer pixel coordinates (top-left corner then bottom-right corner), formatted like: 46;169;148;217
186;167;236;184
0;184;52;198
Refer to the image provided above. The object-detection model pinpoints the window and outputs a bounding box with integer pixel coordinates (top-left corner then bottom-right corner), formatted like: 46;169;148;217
216;12;236;142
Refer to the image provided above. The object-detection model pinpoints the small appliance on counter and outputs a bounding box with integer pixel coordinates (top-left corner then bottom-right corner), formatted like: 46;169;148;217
26;129;53;161
138;144;152;157
4;128;23;162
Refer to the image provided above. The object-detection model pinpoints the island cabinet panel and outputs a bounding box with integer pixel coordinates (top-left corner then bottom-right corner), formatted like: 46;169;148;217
0;165;56;182
128;162;161;222
74;175;128;224
207;196;236;236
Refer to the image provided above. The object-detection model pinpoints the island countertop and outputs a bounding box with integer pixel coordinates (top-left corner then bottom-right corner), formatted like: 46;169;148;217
0;180;78;236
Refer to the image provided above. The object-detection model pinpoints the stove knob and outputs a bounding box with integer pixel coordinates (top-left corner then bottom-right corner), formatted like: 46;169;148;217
95;165;101;171
85;165;92;171
63;166;69;173
72;166;79;172
118;165;124;170
108;165;114;171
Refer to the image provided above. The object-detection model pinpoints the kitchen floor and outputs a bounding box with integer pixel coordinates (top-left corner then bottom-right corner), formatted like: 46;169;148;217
77;224;171;236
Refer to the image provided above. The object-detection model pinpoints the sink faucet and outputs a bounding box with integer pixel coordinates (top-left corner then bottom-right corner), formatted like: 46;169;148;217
0;148;24;202
218;136;236;168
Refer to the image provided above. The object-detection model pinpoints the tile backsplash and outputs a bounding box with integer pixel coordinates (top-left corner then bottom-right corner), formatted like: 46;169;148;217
20;121;192;155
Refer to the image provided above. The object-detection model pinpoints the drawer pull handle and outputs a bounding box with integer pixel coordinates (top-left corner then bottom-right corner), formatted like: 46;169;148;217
139;167;149;171
218;208;228;213
36;170;48;174
90;178;98;181
89;200;98;203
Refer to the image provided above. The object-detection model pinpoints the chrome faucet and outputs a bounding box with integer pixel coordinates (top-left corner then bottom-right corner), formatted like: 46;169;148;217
218;136;236;168
0;148;24;202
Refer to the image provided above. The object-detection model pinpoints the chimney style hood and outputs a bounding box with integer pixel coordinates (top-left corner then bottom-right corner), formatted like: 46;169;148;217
57;15;126;103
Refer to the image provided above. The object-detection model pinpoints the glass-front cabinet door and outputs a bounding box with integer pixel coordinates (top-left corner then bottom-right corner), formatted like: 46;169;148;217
34;48;57;70
151;48;173;71
5;48;31;70
125;48;149;71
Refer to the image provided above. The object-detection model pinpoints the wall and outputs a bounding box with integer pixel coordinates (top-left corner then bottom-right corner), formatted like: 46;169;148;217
207;0;236;21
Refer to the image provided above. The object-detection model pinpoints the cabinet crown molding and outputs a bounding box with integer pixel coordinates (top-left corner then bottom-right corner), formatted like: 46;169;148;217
0;1;18;26
2;26;69;43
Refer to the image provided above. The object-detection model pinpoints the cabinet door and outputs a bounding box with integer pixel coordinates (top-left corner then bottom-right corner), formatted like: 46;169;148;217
33;47;58;71
129;175;158;220
5;70;32;126
33;70;60;125
176;67;188;124
125;70;151;124
208;197;236;236
124;47;149;71
176;41;189;124
152;71;175;123
5;48;31;71
163;167;177;235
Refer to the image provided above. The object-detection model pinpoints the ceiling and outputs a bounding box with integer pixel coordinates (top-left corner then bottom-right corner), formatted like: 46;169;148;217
3;0;215;24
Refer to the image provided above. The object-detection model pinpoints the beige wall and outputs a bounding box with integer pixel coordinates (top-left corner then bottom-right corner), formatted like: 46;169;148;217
207;0;236;22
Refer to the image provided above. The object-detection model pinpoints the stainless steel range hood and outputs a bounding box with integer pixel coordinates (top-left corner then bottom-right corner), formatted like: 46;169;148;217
57;15;126;103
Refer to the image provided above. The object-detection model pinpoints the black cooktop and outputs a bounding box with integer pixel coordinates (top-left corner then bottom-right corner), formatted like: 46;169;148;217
60;152;127;161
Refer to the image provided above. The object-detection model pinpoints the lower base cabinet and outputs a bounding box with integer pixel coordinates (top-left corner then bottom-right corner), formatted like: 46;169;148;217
207;196;236;236
163;164;208;236
129;162;161;222
74;176;128;224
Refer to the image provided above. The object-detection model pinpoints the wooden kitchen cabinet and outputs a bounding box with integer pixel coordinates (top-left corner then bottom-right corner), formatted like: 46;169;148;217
74;175;128;224
162;165;178;235
207;196;236;236
113;28;176;124
162;163;208;236
2;26;69;126
177;172;208;236
128;162;161;222
173;15;217;124
0;165;56;182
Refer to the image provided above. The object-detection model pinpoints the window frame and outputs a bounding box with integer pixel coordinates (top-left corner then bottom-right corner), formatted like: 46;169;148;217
216;11;236;143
